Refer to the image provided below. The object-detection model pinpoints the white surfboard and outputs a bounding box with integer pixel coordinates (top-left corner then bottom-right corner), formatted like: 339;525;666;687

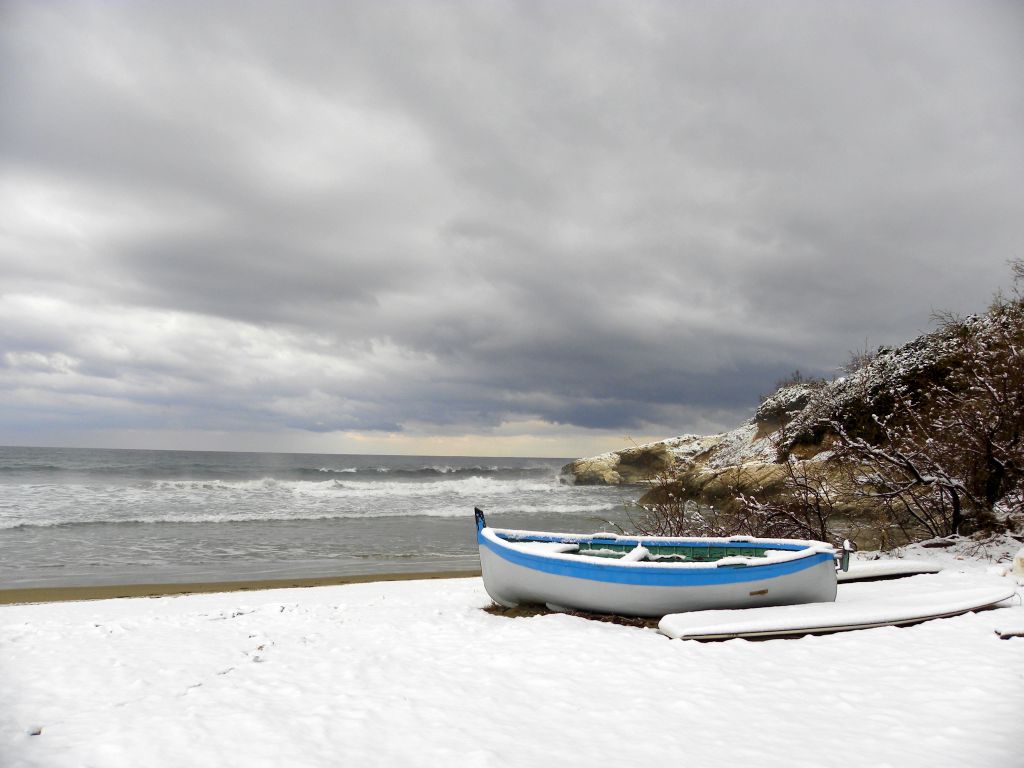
658;586;1016;641
837;559;942;583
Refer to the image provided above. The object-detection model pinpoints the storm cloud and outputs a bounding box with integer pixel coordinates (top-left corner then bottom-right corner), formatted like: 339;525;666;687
2;1;1022;455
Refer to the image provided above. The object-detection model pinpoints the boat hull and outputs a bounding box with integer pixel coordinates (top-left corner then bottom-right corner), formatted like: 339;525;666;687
477;517;838;617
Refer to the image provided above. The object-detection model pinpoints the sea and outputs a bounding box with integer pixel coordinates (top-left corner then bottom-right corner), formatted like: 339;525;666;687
0;446;638;589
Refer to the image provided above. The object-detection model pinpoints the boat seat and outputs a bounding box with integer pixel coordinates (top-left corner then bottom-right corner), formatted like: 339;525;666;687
619;545;651;562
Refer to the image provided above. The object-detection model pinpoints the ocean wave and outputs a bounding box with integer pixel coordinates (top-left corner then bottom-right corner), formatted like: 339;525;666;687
0;464;67;473
304;465;549;479
142;475;565;497
0;473;631;529
1;500;622;529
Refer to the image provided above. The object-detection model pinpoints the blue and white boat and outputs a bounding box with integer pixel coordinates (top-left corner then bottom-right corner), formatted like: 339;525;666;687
475;509;840;617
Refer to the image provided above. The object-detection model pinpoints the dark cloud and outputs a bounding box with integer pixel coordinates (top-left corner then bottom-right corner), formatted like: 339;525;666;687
1;0;1022;452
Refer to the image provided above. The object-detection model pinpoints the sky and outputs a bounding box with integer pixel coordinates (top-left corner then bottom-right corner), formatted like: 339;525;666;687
1;0;1022;458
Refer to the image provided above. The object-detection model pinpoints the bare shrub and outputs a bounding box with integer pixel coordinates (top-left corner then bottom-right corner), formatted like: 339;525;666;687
626;465;729;538
842;343;882;375
630;457;846;545
828;412;973;538
732;459;845;544
773;369;826;391
826;271;1024;538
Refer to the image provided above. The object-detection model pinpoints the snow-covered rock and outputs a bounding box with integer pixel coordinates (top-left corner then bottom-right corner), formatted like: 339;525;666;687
562;422;776;486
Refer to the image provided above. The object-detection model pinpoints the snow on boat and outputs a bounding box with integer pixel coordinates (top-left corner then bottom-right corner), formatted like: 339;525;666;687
836;559;942;583
658;585;1016;641
475;509;840;618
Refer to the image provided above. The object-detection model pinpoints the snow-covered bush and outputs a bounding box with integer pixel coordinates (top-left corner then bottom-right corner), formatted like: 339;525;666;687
824;263;1024;538
633;261;1024;546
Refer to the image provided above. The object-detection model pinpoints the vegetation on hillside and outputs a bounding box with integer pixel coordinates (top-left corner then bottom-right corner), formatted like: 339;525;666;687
634;262;1024;546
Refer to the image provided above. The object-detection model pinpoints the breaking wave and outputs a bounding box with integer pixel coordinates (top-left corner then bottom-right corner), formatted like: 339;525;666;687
0;474;629;530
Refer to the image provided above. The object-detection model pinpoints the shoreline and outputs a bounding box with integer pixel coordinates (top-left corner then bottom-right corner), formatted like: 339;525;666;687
0;569;482;606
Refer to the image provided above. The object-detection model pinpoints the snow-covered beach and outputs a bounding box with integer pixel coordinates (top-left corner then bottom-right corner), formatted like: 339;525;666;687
3;542;1023;768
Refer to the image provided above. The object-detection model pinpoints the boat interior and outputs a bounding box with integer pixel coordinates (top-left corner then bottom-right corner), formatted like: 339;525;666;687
575;541;776;563
498;534;793;564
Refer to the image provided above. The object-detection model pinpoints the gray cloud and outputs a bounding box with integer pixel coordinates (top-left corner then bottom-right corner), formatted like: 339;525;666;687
1;0;1022;451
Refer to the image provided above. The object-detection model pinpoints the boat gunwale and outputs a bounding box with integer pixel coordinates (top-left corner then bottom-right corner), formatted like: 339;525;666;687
489;525;829;548
481;526;835;573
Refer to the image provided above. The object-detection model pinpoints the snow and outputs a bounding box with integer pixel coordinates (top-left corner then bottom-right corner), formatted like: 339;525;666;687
3;551;1024;768
503;541;579;554
837;559;943;582
659;586;1017;639
697;421;776;470
619;544;650;562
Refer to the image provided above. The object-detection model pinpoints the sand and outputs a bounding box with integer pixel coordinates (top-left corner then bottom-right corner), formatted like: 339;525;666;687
0;569;481;605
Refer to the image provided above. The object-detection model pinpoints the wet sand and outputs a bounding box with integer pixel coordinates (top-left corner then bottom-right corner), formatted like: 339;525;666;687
0;569;482;605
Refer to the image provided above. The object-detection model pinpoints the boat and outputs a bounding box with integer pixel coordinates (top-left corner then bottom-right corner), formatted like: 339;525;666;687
475;508;842;618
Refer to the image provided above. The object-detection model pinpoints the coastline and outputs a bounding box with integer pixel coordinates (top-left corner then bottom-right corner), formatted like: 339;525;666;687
0;568;481;606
